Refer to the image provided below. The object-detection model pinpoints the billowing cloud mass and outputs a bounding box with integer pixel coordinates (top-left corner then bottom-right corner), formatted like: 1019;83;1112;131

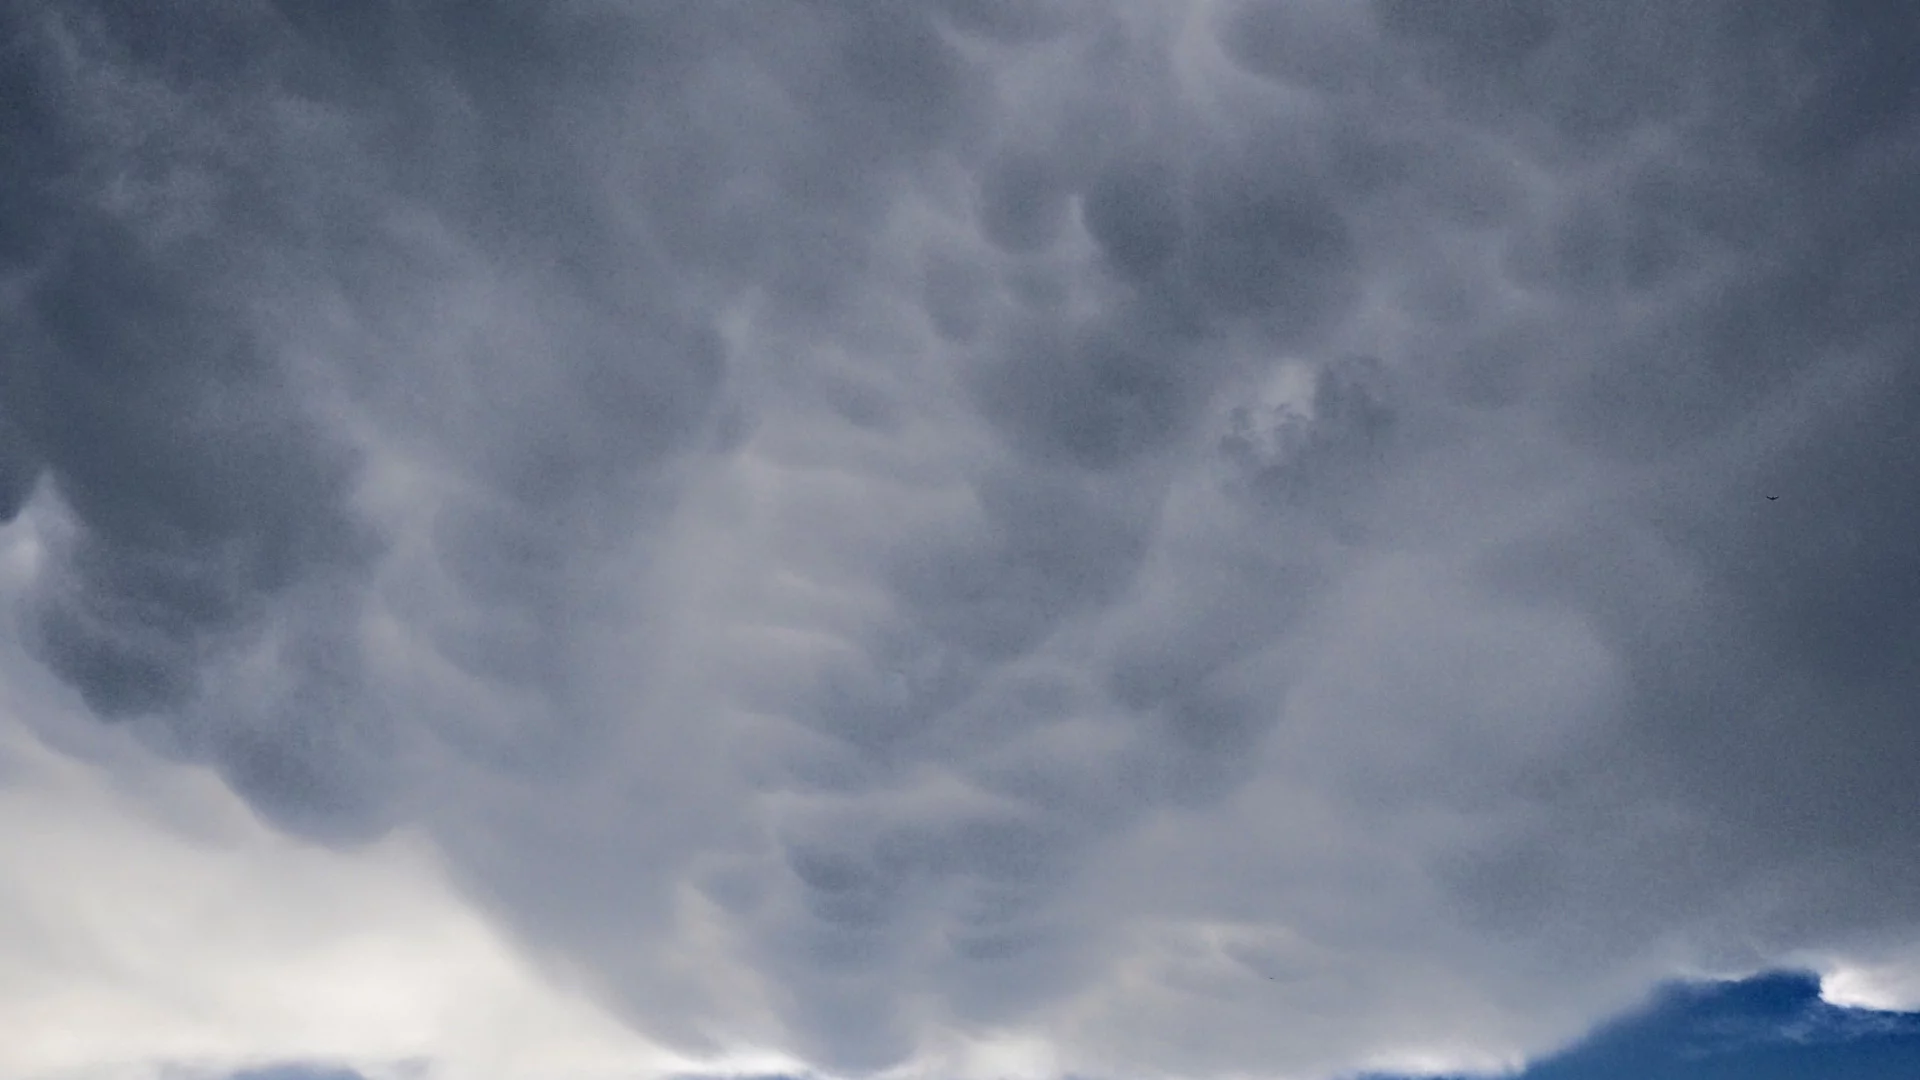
2;1;1919;1077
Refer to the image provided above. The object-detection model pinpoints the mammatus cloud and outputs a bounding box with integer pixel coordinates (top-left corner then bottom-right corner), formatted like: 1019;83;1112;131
3;0;1919;1077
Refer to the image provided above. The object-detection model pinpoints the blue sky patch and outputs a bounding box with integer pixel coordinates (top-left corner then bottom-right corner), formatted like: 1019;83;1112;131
1366;971;1920;1080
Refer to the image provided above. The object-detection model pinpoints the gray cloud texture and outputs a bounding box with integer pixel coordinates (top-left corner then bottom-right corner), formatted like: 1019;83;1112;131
3;0;1919;1075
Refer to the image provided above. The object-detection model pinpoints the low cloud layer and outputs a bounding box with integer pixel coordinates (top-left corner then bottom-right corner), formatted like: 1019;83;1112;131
4;1;1919;1076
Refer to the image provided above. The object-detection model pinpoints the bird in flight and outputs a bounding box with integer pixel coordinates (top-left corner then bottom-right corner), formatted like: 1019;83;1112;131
1767;495;1779;500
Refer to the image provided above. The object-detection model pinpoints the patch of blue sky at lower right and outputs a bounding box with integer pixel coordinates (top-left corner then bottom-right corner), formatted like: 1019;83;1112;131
1361;970;1920;1080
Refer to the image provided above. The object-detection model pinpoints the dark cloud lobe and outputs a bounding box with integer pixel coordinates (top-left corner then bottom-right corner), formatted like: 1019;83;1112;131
1373;0;1558;69
973;314;1206;471
977;148;1068;253
936;0;1077;45
1081;156;1184;282
2;80;368;727
1187;156;1359;337
0;413;38;523
1216;2;1376;94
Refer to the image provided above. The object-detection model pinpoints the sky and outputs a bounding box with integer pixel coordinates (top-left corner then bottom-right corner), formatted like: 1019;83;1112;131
1;1;1918;1079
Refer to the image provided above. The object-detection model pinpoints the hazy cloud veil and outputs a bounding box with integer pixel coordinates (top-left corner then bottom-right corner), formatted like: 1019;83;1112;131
2;1;1918;1077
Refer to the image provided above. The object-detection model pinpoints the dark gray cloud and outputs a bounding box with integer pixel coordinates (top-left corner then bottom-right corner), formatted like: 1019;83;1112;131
1439;0;1920;978
1185;147;1359;333
971;310;1207;471
0;5;389;838
5;1;1920;1077
1081;155;1185;282
976;147;1070;254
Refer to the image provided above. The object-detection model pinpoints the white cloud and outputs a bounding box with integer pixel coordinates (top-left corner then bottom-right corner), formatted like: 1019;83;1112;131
1819;952;1920;1014
0;666;693;1080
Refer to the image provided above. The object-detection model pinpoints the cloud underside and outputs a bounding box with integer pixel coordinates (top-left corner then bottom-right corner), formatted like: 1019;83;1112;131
3;1;1919;1076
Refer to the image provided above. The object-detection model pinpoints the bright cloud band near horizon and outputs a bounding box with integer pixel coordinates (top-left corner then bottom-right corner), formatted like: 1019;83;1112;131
2;2;1919;1079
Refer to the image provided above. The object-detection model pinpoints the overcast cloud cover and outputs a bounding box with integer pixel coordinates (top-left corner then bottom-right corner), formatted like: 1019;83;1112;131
2;1;1919;1077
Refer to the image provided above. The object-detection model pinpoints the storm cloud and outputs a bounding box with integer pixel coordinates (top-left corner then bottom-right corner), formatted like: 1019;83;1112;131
3;1;1919;1077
